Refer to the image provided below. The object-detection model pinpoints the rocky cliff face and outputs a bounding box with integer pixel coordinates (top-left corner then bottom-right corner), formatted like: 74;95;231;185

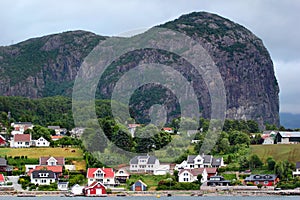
0;12;279;126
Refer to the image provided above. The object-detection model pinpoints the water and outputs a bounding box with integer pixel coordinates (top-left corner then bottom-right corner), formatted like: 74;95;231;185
0;196;299;200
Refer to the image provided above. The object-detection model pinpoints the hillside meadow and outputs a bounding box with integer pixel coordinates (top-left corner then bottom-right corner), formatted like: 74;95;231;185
0;147;86;170
250;144;300;163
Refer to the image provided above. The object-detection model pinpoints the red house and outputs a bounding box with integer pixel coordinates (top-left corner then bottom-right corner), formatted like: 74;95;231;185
244;174;279;186
83;181;107;196
206;167;218;178
0;135;6;146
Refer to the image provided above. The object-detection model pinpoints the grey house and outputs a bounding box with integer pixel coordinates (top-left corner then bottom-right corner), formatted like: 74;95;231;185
129;155;160;173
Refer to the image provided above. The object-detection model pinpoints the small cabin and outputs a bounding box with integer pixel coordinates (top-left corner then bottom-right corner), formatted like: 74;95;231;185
83;182;107;196
130;180;147;191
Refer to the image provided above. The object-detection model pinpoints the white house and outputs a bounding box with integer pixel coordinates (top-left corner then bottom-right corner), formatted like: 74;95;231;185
128;124;141;138
129;155;160;173
153;164;170;175
71;184;84;195
47;126;67;135
293;162;300;177
115;168;130;183
33;137;50;147
11;122;33;135
87;168;115;187
30;170;56;185
39;156;65;166
178;168;208;183
10;134;31;148
58;182;69;191
177;154;225;170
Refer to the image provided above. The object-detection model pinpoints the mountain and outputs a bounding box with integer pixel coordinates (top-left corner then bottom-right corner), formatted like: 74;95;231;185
0;12;279;127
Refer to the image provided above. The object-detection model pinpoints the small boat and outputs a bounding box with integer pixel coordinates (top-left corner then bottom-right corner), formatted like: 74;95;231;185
65;193;75;197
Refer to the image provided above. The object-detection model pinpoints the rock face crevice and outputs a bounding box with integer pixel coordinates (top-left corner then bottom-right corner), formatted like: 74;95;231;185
0;12;279;126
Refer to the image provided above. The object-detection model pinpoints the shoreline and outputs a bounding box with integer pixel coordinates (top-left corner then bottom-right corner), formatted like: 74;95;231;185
0;189;300;197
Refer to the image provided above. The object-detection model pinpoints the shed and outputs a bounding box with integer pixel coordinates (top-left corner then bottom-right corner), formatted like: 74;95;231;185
131;180;147;191
83;182;107;196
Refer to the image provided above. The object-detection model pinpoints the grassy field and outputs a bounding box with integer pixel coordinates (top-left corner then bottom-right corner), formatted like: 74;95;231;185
250;144;300;163
0;147;86;170
0;147;83;158
128;174;168;190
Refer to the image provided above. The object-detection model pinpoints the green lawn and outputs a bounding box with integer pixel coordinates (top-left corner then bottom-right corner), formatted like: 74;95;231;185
250;144;300;163
127;174;169;190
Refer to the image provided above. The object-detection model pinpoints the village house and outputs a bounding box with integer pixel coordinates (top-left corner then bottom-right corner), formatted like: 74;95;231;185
0;135;6;146
30;170;56;185
32;137;50;147
275;131;300;144
71;184;84;195
58;181;69;191
0;174;5;185
131;180;147;191
244;174;279;186
87;167;115;187
262;131;276;145
29;166;63;179
0;158;12;175
175;154;225;170
51;135;64;141
129;155;160;173
83;181;107;196
178;168;208;183
115;168;130;184
47;126;67;135
127;124;141;137
10;134;31;148
11;122;33;135
162;127;174;134
207;176;231;186
39;156;65;166
292;162;300;177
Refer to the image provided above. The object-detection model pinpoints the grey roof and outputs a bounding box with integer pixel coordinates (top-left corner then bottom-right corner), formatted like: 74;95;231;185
203;155;212;164
278;131;300;138
212;157;222;166
0;158;7;166
147;156;158;164
244;174;277;182
187;155;197;164
31;170;56;179
130;155;158;164
130;156;139;164
296;162;300;169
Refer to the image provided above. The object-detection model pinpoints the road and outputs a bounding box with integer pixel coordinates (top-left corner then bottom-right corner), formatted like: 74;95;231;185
6;176;24;191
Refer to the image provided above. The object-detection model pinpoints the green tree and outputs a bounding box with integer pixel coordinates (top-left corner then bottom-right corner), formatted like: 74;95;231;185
266;157;276;171
249;154;263;169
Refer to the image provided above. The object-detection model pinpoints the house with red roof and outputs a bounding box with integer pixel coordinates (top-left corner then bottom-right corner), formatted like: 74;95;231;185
128;124;141;137
0;135;6;146
28;166;63;179
87;168;115;187
0;174;5;185
83;181;107;197
10;134;31;148
162;127;174;134
206;167;218;178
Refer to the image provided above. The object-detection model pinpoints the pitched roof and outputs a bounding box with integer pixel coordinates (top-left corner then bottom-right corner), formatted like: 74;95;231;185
14;134;30;142
244;174;277;181
85;181;106;189
0;135;6;144
39;157;65;165
130;155;158;164
212;158;222;166
187;155;197;164
179;168;205;176
51;135;64;140
163;127;173;131
203;155;213;164
31;170;56;179
0;158;7;166
278;131;300;138
35;166;63;173
87;168;115;178
296;162;300;169
0;174;4;182
206;167;217;174
134;180;147;187
128;124;141;128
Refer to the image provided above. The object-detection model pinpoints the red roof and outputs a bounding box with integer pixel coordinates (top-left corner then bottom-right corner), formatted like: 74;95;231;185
179;168;205;176
84;181;106;189
163;127;173;131
35;166;63;173
87;168;115;179
206;167;217;174
51;135;64;140
0;174;5;182
128;124;141;128
0;135;6;145
14;134;30;142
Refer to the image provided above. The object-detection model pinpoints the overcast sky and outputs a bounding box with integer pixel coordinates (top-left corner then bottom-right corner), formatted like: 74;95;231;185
1;0;299;114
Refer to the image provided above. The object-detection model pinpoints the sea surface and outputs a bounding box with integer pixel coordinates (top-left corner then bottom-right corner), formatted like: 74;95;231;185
0;196;299;200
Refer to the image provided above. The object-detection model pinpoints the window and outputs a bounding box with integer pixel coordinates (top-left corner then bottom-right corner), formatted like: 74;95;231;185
184;173;188;176
254;181;259;185
183;178;189;182
264;181;269;185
